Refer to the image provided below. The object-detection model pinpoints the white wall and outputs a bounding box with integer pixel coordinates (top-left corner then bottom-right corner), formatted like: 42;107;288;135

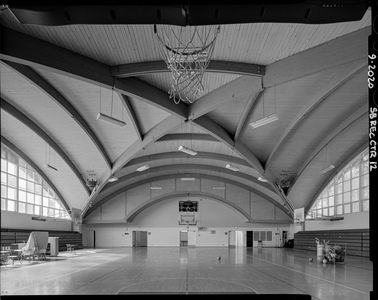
228;231;236;247
82;196;290;248
82;225;183;247
287;223;304;240
82;225;287;248
92;225;130;247
1;210;72;231
85;178;292;225
304;211;369;231
82;178;293;248
285;211;369;241
196;228;229;246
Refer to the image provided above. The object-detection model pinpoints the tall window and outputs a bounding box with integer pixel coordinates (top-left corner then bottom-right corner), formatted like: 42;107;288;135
306;148;369;219
1;144;70;220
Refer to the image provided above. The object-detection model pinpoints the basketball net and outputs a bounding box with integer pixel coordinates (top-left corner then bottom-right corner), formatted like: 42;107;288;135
154;24;221;104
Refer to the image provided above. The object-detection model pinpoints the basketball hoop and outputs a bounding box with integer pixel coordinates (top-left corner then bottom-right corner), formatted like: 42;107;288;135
179;212;197;225
154;24;221;104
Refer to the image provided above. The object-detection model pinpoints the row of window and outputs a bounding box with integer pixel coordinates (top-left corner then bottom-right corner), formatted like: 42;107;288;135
1;184;63;207
2;161;55;196
253;231;273;242
307;149;369;219
0;143;370;221
1;198;68;219
1;144;70;220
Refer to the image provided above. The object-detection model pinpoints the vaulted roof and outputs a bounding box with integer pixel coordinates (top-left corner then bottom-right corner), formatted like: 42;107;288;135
0;3;370;221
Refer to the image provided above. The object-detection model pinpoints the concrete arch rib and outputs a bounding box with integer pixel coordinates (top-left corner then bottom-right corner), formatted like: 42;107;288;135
1;98;90;195
84;173;287;219
1;136;71;214
111;60;265;78
105;164;273;193
305;142;368;212
265;59;367;169
2;60;112;169
126;191;251;223
294;103;368;184
122;152;249;174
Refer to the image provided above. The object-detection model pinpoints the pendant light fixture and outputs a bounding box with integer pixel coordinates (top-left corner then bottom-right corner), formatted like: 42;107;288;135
108;174;118;182
178;120;197;155
44;143;58;171
97;86;126;128
320;143;335;173
225;148;239;172
249;86;278;128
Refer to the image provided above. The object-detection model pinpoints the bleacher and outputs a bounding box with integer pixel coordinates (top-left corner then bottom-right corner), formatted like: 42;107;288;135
1;228;83;253
294;229;369;257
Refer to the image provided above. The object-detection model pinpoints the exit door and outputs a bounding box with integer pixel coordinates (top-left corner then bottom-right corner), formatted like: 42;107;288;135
246;231;253;247
180;231;188;247
132;231;148;247
87;230;95;248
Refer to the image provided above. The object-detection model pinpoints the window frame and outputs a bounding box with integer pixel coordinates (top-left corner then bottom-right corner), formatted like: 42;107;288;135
307;148;369;219
0;144;70;220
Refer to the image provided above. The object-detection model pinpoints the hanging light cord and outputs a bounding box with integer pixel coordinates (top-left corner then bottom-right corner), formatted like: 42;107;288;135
99;86;102;113
110;86;114;117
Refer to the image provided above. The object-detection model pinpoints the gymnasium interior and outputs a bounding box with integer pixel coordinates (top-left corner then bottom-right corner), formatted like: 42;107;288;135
0;2;376;299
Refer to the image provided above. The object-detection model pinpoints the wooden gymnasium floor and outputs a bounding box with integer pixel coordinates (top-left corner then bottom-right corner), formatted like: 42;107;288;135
0;247;372;299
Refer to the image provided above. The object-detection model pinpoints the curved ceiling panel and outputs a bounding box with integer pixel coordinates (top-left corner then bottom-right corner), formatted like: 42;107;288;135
0;5;370;223
0;111;89;209
84;173;287;219
126;192;252;223
288;117;368;210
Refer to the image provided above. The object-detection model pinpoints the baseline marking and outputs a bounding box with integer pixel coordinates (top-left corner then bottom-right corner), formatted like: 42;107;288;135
245;253;367;294
10;253;129;294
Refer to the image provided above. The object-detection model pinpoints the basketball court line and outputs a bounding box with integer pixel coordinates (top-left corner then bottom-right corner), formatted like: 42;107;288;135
116;250;259;295
115;277;259;295
9;252;131;294
254;267;314;297
4;248;370;295
245;253;368;294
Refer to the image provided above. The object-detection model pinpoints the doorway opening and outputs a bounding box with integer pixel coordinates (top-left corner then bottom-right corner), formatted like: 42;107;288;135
132;231;148;247
282;230;288;247
87;230;95;248
180;230;188;247
228;230;247;247
246;231;253;247
179;229;196;247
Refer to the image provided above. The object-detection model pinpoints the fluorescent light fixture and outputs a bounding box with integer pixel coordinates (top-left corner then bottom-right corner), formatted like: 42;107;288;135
44;164;58;171
258;176;268;182
225;164;239;172
108;175;118;182
249;114;279;128
97;112;126;128
181;177;195;181
136;165;150;172
178;145;197;156
213;186;225;190
150;186;162;190
320;164;335;173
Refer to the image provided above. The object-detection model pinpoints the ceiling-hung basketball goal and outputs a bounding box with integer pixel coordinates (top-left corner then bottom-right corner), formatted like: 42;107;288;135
179;200;198;225
154;24;221;104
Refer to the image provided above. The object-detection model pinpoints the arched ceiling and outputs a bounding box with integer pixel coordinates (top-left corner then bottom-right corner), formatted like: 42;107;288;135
0;3;371;221
125;191;254;223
